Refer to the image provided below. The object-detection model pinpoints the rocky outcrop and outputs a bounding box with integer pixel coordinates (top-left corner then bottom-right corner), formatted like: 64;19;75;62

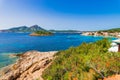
104;75;120;80
29;32;44;36
0;51;57;80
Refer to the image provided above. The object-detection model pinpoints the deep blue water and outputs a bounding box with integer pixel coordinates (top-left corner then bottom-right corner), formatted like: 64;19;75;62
0;33;117;68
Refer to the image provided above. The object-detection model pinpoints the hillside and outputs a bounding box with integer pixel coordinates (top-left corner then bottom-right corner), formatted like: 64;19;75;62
42;39;120;80
100;28;120;33
0;25;45;33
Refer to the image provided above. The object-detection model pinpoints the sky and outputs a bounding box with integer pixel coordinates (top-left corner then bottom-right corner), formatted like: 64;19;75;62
0;0;120;30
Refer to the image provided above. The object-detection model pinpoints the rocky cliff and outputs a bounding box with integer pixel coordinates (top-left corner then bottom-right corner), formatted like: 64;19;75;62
0;51;57;80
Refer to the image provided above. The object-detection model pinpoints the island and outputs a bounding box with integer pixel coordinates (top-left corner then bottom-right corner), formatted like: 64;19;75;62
30;30;53;36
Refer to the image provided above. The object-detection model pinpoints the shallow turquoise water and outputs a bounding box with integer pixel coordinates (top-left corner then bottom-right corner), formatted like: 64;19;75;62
0;33;117;68
0;53;18;68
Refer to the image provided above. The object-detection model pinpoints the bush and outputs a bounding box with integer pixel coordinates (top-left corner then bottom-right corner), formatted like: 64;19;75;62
42;38;120;80
35;30;53;35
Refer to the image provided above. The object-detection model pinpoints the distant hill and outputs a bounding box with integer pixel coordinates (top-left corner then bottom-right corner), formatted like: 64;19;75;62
0;25;45;33
49;30;81;33
0;25;81;33
99;28;120;33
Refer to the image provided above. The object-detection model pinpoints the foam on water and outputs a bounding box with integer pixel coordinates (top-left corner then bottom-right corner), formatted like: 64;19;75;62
0;53;18;68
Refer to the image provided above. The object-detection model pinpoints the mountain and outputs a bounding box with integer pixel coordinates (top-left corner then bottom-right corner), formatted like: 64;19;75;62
0;25;46;33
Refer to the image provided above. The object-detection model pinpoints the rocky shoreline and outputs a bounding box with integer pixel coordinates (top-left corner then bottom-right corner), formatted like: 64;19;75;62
0;50;57;80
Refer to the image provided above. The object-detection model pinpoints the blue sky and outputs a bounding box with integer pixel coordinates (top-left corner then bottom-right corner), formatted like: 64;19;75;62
0;0;120;30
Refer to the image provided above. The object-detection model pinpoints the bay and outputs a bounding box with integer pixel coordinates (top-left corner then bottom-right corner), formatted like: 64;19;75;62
0;32;117;68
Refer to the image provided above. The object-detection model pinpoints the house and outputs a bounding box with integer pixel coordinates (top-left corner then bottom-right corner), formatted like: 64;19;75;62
109;39;120;52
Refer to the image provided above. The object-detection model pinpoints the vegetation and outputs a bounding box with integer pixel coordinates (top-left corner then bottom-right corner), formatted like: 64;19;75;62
35;30;52;35
100;28;120;33
30;30;53;36
42;38;120;80
1;25;45;33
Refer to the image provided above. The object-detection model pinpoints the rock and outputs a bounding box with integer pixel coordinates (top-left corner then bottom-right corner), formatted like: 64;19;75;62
9;54;23;58
0;50;57;80
30;32;43;36
103;75;120;80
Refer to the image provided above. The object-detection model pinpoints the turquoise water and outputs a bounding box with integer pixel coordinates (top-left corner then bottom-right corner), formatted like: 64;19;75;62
0;33;117;68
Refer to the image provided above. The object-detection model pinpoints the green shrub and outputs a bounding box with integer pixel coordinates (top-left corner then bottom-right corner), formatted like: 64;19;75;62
35;30;53;35
42;38;120;80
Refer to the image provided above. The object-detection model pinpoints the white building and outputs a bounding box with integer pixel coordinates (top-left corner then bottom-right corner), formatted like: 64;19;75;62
108;39;120;52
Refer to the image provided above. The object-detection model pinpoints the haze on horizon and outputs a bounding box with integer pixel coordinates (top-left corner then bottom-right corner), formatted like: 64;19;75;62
0;0;120;31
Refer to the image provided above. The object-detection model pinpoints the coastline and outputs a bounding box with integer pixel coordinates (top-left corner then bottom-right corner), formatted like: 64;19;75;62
81;33;118;39
0;50;57;80
81;31;120;38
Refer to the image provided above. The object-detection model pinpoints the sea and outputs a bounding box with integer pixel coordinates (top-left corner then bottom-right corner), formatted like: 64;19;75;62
0;32;117;68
